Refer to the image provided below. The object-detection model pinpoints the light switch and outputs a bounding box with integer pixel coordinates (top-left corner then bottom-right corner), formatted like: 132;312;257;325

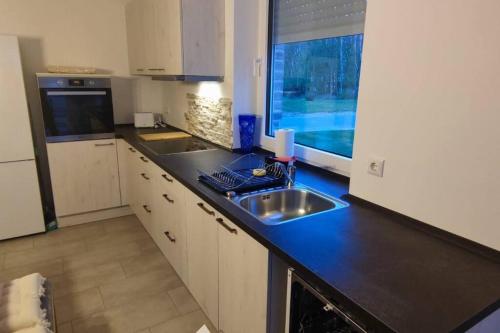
367;157;385;177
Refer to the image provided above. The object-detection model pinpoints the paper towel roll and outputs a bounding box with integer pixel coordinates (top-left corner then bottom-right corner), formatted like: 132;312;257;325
275;129;295;158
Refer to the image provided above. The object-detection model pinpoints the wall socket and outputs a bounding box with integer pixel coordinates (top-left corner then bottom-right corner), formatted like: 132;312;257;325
367;157;385;177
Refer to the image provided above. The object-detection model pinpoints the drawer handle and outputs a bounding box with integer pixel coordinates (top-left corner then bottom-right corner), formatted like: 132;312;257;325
137;68;144;72
140;173;150;180
148;68;165;71
216;218;237;234
140;156;149;163
164;231;176;242
128;147;136;153
95;142;114;147
162;194;174;203
197;202;215;216
142;205;151;213
162;174;173;183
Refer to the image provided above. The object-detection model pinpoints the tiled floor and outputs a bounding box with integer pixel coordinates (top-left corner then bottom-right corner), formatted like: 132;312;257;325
0;215;216;333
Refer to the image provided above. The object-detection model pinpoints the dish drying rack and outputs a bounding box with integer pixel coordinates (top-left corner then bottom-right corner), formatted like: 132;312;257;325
198;154;292;194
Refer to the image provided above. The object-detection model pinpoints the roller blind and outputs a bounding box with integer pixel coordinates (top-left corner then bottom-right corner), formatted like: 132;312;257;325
273;0;367;44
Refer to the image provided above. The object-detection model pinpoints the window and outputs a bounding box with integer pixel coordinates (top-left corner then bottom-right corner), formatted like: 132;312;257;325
266;0;367;159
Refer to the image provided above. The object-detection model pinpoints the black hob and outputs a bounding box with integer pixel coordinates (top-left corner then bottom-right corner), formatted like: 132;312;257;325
139;137;218;155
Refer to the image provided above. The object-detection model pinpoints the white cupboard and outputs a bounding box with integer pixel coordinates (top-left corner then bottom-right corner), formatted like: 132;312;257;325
47;139;121;217
218;216;269;333
186;192;220;328
151;164;189;283
116;141;269;332
125;0;224;78
185;192;269;333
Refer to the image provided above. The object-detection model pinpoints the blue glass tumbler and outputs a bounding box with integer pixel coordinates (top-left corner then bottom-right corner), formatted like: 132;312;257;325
238;114;256;154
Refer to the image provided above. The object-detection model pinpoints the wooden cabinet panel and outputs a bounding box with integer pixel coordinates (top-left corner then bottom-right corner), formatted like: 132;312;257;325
152;165;188;282
116;139;129;206
47;139;121;217
218;216;269;333
186;192;219;329
125;0;224;77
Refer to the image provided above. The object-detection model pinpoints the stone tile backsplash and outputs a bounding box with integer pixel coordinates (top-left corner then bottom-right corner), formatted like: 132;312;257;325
184;93;233;149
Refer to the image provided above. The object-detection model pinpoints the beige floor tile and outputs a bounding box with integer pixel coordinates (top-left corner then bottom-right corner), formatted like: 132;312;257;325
57;321;73;333
0;258;63;283
86;226;151;251
3;241;86;269
149;310;216;333
0;236;34;254
72;292;179;333
51;261;126;298
120;248;174;277
136;330;151;333
101;215;143;233
168;286;200;315
99;269;182;308
54;287;104;323
63;240;144;271
33;222;105;248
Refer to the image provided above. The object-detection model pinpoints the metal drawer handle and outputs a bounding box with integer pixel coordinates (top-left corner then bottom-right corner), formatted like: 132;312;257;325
148;68;165;71
128;147;136;153
162;194;174;203
162;174;173;183
164;231;176;242
140;173;150;180
137;68;144;72
140;156;148;163
216;218;237;234
197;202;215;216
142;205;151;213
94;142;114;147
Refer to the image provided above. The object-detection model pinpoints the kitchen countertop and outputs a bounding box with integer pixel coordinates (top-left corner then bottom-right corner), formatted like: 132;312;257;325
116;125;500;332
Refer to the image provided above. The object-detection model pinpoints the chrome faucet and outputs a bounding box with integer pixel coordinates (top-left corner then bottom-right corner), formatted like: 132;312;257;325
286;163;296;187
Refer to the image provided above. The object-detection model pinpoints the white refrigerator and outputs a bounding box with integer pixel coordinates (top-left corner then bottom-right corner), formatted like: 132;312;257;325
0;35;45;240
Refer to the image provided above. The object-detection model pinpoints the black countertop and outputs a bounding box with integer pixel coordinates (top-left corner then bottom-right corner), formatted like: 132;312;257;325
116;125;500;333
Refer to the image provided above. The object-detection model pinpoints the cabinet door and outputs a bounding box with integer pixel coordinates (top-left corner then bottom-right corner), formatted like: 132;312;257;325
152;0;183;75
125;0;146;74
218;215;269;333
152;166;188;282
116;139;129;206
47;139;121;217
186;192;219;329
134;153;153;233
0;160;45;240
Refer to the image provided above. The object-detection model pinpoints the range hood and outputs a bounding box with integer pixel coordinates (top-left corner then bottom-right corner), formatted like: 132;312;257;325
151;75;224;82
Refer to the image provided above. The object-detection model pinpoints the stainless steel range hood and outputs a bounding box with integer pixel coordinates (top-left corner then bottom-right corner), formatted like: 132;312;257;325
151;75;224;82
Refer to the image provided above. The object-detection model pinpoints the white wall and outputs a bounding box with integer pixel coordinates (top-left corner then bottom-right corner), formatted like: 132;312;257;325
0;0;135;123
350;0;500;250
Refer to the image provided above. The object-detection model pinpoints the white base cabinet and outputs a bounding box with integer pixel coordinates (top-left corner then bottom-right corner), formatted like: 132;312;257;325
47;139;121;217
116;139;269;333
186;192;269;333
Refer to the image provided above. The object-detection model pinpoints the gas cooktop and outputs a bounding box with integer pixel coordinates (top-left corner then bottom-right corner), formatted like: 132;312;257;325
139;137;218;155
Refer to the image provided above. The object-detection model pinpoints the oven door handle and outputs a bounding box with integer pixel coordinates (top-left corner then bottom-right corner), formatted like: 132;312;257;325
46;91;107;96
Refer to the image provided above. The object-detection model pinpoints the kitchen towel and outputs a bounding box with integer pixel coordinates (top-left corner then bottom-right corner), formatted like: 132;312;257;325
275;129;295;158
0;273;51;332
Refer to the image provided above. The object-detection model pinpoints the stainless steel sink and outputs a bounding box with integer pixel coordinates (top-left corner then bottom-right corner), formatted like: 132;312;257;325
232;185;348;225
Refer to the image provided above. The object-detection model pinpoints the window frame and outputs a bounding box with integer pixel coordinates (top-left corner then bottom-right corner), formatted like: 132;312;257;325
257;0;355;177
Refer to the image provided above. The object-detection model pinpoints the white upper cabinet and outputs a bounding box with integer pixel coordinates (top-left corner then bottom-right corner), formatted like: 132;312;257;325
125;0;224;78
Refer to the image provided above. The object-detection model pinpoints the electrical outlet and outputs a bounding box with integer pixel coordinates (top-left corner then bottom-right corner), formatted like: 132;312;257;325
367;157;385;177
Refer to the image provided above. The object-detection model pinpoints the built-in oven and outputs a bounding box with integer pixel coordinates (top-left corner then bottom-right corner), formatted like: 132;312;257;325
286;269;367;333
37;76;115;142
